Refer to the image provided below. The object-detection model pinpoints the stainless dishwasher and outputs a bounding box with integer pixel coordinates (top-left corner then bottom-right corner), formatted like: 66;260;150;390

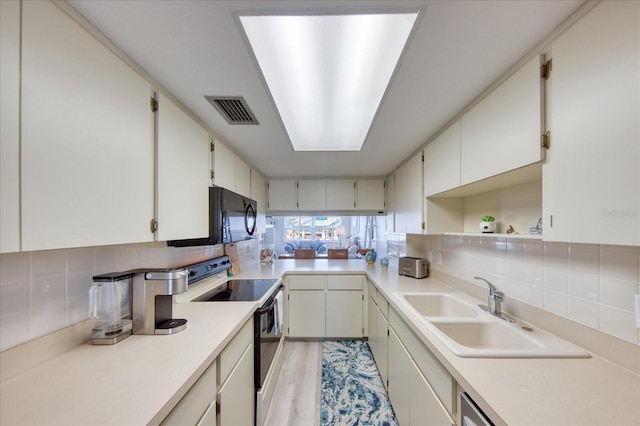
461;392;494;426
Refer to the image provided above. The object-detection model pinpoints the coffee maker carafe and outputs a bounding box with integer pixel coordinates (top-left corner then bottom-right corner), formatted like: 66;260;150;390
89;272;134;345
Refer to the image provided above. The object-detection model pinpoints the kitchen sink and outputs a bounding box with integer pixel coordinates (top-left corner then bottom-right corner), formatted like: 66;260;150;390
432;321;542;351
400;293;478;318
393;291;591;358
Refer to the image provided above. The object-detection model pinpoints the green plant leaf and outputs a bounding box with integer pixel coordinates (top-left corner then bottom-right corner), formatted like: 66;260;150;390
481;215;495;222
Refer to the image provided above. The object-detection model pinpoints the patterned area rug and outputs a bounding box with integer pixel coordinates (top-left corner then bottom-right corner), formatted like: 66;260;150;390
320;340;398;426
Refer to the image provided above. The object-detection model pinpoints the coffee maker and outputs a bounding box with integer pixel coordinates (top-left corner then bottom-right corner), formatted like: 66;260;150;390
89;272;134;345
132;268;188;335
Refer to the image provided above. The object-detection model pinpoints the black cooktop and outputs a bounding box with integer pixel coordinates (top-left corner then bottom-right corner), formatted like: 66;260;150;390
193;279;278;302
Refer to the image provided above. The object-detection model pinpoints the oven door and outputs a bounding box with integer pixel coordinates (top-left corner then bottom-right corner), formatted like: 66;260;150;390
254;284;285;390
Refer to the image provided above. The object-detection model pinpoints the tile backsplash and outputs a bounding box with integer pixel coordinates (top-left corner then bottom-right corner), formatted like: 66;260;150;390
0;240;257;351
400;234;640;345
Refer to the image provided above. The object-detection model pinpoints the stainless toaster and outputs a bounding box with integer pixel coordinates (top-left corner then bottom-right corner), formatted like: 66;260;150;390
398;257;429;279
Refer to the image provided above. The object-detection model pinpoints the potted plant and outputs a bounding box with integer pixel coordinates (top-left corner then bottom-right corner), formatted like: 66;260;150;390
480;215;497;233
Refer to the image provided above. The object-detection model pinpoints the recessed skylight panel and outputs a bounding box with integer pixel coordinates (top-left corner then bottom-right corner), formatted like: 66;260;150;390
240;12;418;151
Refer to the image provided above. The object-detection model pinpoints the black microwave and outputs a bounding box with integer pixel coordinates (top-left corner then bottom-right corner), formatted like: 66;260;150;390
168;186;257;247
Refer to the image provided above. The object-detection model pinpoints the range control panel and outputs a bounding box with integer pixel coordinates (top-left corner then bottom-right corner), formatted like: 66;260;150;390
186;255;232;284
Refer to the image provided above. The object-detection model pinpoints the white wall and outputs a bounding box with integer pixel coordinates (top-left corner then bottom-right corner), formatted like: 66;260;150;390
0;240;257;351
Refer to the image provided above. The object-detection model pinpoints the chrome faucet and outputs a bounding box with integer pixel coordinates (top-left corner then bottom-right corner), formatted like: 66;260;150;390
474;277;514;322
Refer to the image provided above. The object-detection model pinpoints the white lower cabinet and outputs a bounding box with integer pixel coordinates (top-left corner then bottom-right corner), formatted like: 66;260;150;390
164;319;254;426
288;290;326;337
388;329;411;425
217;319;254;426
374;303;389;388
389;328;455;426
287;275;364;339
326;291;363;338
162;361;217;426
368;284;457;425
367;294;378;357
410;366;455;426
218;344;254;426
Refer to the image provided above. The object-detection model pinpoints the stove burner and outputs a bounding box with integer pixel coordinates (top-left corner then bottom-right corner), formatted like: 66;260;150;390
193;279;278;302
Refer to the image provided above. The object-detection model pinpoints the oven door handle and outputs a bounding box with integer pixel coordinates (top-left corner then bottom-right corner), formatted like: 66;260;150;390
256;284;285;313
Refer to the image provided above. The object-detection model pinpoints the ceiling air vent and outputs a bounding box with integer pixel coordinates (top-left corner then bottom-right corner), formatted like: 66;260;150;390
204;96;259;125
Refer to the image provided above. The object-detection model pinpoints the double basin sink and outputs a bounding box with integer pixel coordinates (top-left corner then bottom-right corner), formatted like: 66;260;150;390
394;292;590;358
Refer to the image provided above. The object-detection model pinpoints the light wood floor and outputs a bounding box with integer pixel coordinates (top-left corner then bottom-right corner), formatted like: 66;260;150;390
263;341;322;426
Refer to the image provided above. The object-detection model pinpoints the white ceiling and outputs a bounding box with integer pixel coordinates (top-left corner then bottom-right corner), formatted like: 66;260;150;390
67;0;584;179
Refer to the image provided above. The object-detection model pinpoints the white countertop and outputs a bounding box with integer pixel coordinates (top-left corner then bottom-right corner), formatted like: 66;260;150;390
1;258;639;425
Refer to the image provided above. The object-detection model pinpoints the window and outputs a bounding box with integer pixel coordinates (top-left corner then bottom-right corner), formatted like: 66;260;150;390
284;216;342;241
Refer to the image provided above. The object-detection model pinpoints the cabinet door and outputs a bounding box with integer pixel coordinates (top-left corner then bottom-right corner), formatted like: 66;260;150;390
21;1;154;251
268;179;296;211
424;120;461;197
288;291;325;337
326;291;363;338
394;168;407;233
544;0;639;246
387;329;411;425
196;402;217;426
156;93;209;241
0;0;20;253
213;140;235;191
405;151;424;234
297;180;326;210
461;55;544;185
251;169;267;236
326;179;355;210
410;365;455;426
386;173;396;233
234;156;251;198
375;306;389;388
356;179;385;211
218;344;254;426
367;296;378;357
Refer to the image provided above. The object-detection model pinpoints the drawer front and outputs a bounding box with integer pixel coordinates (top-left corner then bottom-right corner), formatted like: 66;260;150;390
389;307;455;415
327;275;363;290
368;281;377;301
162;361;217;426
288;275;326;290
220;319;252;384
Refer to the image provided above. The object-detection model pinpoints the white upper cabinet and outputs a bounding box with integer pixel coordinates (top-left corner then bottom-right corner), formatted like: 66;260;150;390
266;178;384;213
155;93;210;241
543;0;639;246
356;179;385;211
267;179;297;211
394;152;424;234
424;120;461;197
460;55;545;185
213;139;251;197
0;0;20;253
386;173;396;233
213;140;236;192
234;156;251;198
327;179;356;210
297;180;327;210
21;1;154;251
